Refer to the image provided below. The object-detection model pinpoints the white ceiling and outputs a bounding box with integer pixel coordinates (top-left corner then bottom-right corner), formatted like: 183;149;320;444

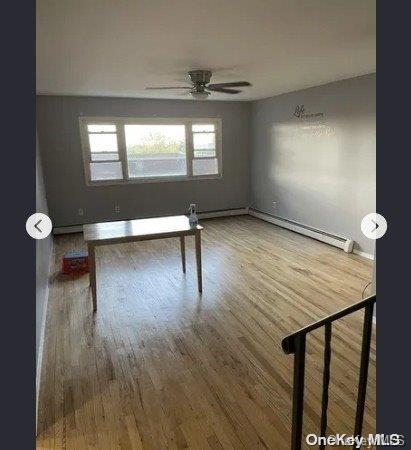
36;0;376;101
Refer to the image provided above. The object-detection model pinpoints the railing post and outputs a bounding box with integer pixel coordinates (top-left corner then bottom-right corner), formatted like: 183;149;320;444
290;334;306;450
354;302;374;440
320;323;332;449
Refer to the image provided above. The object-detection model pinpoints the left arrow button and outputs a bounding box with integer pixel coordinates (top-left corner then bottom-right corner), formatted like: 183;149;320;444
26;213;52;239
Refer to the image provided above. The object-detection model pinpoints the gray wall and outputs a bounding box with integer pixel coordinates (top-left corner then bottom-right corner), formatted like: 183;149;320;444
36;96;251;227
250;74;376;254
36;135;53;364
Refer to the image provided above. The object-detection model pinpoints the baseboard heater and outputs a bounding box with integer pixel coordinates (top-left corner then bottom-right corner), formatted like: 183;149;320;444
249;208;354;253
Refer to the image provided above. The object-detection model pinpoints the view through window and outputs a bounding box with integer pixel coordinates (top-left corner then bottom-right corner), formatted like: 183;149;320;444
125;125;186;178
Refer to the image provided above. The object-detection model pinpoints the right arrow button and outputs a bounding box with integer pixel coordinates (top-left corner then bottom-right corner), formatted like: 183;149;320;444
361;213;387;240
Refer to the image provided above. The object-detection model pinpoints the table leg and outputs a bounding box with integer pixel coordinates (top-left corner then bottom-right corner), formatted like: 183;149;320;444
88;243;97;311
195;230;202;293
180;236;186;273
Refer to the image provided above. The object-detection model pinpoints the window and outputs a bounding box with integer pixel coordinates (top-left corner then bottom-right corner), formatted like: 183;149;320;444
79;117;222;185
85;124;123;181
192;124;219;176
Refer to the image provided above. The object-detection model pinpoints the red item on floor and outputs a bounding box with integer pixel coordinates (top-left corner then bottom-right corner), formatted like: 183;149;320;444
62;250;89;275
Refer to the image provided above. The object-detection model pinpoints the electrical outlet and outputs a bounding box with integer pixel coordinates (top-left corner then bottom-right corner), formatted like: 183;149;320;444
272;201;277;209
78;208;84;216
115;205;120;213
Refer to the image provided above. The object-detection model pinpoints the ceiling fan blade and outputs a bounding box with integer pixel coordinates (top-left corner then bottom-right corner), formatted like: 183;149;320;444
145;86;191;90
208;81;251;88
208;87;241;94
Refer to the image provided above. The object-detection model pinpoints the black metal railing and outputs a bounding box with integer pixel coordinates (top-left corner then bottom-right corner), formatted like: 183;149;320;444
282;294;376;450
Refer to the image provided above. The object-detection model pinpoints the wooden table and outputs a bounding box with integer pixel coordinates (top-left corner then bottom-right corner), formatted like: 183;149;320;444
83;215;203;311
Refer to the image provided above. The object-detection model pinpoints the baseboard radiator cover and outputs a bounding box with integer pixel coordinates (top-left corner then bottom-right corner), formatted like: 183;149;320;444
249;208;354;253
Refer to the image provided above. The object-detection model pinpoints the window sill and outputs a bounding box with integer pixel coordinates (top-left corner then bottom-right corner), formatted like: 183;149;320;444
86;174;222;187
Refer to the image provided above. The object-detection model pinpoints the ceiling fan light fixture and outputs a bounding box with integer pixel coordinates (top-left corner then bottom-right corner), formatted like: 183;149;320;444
190;91;210;100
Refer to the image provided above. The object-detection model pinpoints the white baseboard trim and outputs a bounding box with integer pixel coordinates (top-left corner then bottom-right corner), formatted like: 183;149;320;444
352;249;375;260
198;207;249;219
53;208;250;235
36;238;54;434
249;208;354;253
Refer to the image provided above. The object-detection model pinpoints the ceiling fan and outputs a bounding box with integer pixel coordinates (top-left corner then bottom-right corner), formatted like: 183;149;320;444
146;70;251;99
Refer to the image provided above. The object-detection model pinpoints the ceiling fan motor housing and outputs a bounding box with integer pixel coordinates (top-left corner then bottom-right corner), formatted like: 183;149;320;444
188;70;212;98
188;70;212;87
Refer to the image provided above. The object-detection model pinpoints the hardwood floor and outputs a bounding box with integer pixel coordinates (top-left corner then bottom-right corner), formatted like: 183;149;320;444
37;216;375;450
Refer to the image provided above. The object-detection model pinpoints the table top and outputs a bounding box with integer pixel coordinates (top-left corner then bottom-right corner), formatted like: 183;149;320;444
83;215;203;243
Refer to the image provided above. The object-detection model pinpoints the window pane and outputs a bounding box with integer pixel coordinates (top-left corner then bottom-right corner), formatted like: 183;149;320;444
193;132;216;156
125;124;187;178
90;162;123;180
88;124;116;133
91;152;119;161
89;133;118;153
192;158;219;176
192;124;215;132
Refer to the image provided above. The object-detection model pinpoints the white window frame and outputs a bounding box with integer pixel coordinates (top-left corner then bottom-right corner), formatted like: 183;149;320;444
79;116;222;186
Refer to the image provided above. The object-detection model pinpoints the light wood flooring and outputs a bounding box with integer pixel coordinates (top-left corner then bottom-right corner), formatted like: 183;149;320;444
37;216;375;449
